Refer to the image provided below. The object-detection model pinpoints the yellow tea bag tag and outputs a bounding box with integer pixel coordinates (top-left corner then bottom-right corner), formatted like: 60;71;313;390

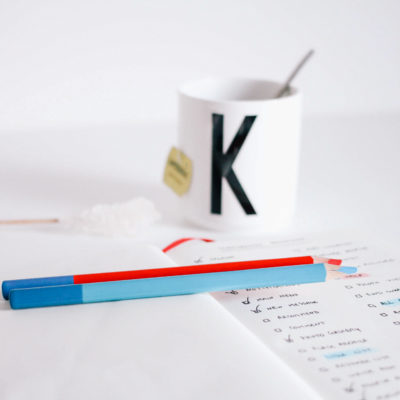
163;147;192;196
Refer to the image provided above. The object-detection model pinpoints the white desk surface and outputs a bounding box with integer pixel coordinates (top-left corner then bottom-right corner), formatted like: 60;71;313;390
1;115;399;399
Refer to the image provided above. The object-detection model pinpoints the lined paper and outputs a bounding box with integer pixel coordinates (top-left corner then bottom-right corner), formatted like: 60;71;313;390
168;233;400;400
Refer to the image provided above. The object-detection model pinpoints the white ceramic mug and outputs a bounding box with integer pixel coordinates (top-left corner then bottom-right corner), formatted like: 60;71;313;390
178;77;301;231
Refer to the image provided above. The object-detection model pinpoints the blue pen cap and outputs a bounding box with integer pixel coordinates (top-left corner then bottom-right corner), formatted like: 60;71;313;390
9;284;83;309
2;275;74;300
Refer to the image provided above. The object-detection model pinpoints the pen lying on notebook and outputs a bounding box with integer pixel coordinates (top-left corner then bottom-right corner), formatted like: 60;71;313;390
2;255;341;299
8;263;357;309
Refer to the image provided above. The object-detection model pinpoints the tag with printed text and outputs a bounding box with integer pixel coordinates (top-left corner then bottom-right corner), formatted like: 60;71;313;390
163;147;192;196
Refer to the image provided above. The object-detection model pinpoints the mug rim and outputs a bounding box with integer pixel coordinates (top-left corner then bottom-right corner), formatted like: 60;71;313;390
179;77;299;103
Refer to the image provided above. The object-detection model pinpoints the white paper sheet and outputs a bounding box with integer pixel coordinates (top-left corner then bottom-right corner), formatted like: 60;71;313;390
0;230;317;400
167;233;400;400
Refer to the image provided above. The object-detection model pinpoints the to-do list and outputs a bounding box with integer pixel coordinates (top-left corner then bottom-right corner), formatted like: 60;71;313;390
169;234;400;400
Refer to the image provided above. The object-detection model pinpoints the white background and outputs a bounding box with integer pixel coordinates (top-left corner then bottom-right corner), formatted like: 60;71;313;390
1;0;400;130
0;0;399;240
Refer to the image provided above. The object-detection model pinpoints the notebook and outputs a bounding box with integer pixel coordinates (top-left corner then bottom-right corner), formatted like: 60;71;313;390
166;232;400;400
1;230;399;399
0;230;315;400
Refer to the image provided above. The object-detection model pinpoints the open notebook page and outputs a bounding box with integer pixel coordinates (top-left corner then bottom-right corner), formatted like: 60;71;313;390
167;233;400;400
1;230;317;400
